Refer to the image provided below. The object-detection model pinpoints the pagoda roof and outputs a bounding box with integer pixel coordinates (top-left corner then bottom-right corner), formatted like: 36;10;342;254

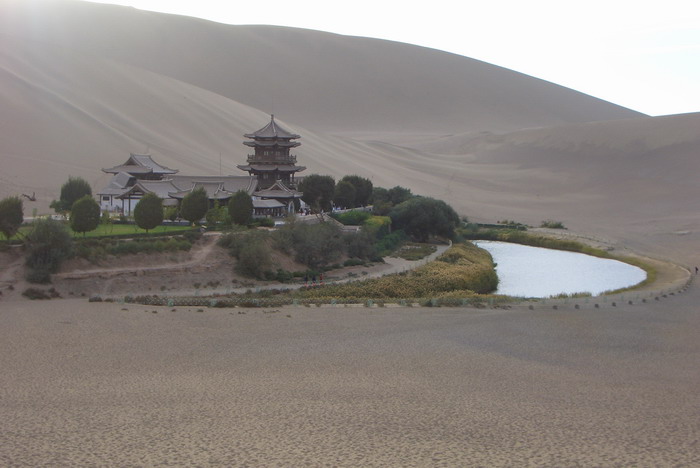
237;164;306;173
103;153;178;176
244;115;300;140
243;140;300;148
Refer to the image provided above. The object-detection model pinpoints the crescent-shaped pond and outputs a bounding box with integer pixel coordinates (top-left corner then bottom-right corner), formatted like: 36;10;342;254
474;240;647;298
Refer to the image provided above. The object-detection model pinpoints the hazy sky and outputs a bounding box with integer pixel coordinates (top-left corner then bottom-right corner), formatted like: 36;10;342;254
83;0;700;116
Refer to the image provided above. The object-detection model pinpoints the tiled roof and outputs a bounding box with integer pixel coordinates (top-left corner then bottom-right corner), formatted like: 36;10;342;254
102;153;178;175
254;180;303;199
97;172;136;196
244;115;300;140
237;164;306;172
243;140;300;148
253;199;285;209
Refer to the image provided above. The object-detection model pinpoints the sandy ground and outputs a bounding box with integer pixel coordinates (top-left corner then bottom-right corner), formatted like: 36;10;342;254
1;2;699;464
1;281;699;467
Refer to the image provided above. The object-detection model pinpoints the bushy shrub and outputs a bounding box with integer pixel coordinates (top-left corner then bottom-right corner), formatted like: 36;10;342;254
25;218;73;282
236;240;271;279
289;222;344;268
362;215;391;239
182;230;203;243
22;287;52;300
390;197;460;242
332;210;371;226
0;196;23;239
344;230;377;260
228;191;253;225
375;230;408;255
180;187;208;224
25;267;51;284
540;220;566;229
134;193;163;232
256;217;275;228
70;195;100;236
102;237;191;256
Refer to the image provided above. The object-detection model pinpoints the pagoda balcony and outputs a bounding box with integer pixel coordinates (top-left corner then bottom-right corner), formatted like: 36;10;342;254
247;154;297;164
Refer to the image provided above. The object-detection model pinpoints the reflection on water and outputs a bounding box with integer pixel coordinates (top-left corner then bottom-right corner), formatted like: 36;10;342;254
474;241;646;298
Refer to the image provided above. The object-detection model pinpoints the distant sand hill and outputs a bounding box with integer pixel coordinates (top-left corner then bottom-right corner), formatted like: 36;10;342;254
1;0;699;265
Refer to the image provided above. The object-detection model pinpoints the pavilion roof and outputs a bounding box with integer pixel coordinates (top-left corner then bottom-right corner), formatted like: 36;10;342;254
170;175;256;195
253;199;285;209
254;180;303;199
102;153;178;175
97;172;136;196
109;175;257;201
115;180;179;199
244;115;300;140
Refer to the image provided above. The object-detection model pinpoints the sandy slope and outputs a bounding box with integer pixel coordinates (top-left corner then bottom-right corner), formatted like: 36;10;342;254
2;1;697;271
1;0;642;134
1;284;699;466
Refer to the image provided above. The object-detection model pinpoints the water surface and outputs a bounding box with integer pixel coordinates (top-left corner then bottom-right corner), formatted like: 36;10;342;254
474;241;646;298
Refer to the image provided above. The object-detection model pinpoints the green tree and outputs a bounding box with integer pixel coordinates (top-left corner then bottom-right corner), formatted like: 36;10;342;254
51;176;92;213
25;218;73;283
389;197;460;242
340;175;373;207
180;187;208;225
206;201;230;227
164;206;179;222
276;221;344;268
134;193;163;233
370;187;392;215
228;190;253;225
236;238;271;279
387;186;413;205
70;195;100;236
0;196;23;239
299;174;335;212
333;180;356;209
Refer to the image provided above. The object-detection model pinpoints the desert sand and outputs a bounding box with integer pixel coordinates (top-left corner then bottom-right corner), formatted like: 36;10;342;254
2;0;700;465
1;286;699;466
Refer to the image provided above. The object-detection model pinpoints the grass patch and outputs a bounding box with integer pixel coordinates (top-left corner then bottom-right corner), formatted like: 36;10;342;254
392;243;437;261
540;220;566;229
293;242;498;300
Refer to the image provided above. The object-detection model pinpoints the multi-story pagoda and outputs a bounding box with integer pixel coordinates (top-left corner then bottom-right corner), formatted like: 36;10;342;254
238;115;306;190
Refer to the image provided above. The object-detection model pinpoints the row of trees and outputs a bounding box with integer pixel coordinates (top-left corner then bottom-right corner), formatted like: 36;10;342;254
44;176;257;236
298;174;373;212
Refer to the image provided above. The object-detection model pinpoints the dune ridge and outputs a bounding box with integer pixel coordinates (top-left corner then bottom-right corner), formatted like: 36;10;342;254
1;0;699;267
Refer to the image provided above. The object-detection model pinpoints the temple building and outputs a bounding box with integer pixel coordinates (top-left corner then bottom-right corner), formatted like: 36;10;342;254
97;116;305;219
238;115;306;190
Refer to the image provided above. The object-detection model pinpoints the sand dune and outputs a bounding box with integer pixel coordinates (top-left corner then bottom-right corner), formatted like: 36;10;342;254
2;0;641;133
1;0;699;267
